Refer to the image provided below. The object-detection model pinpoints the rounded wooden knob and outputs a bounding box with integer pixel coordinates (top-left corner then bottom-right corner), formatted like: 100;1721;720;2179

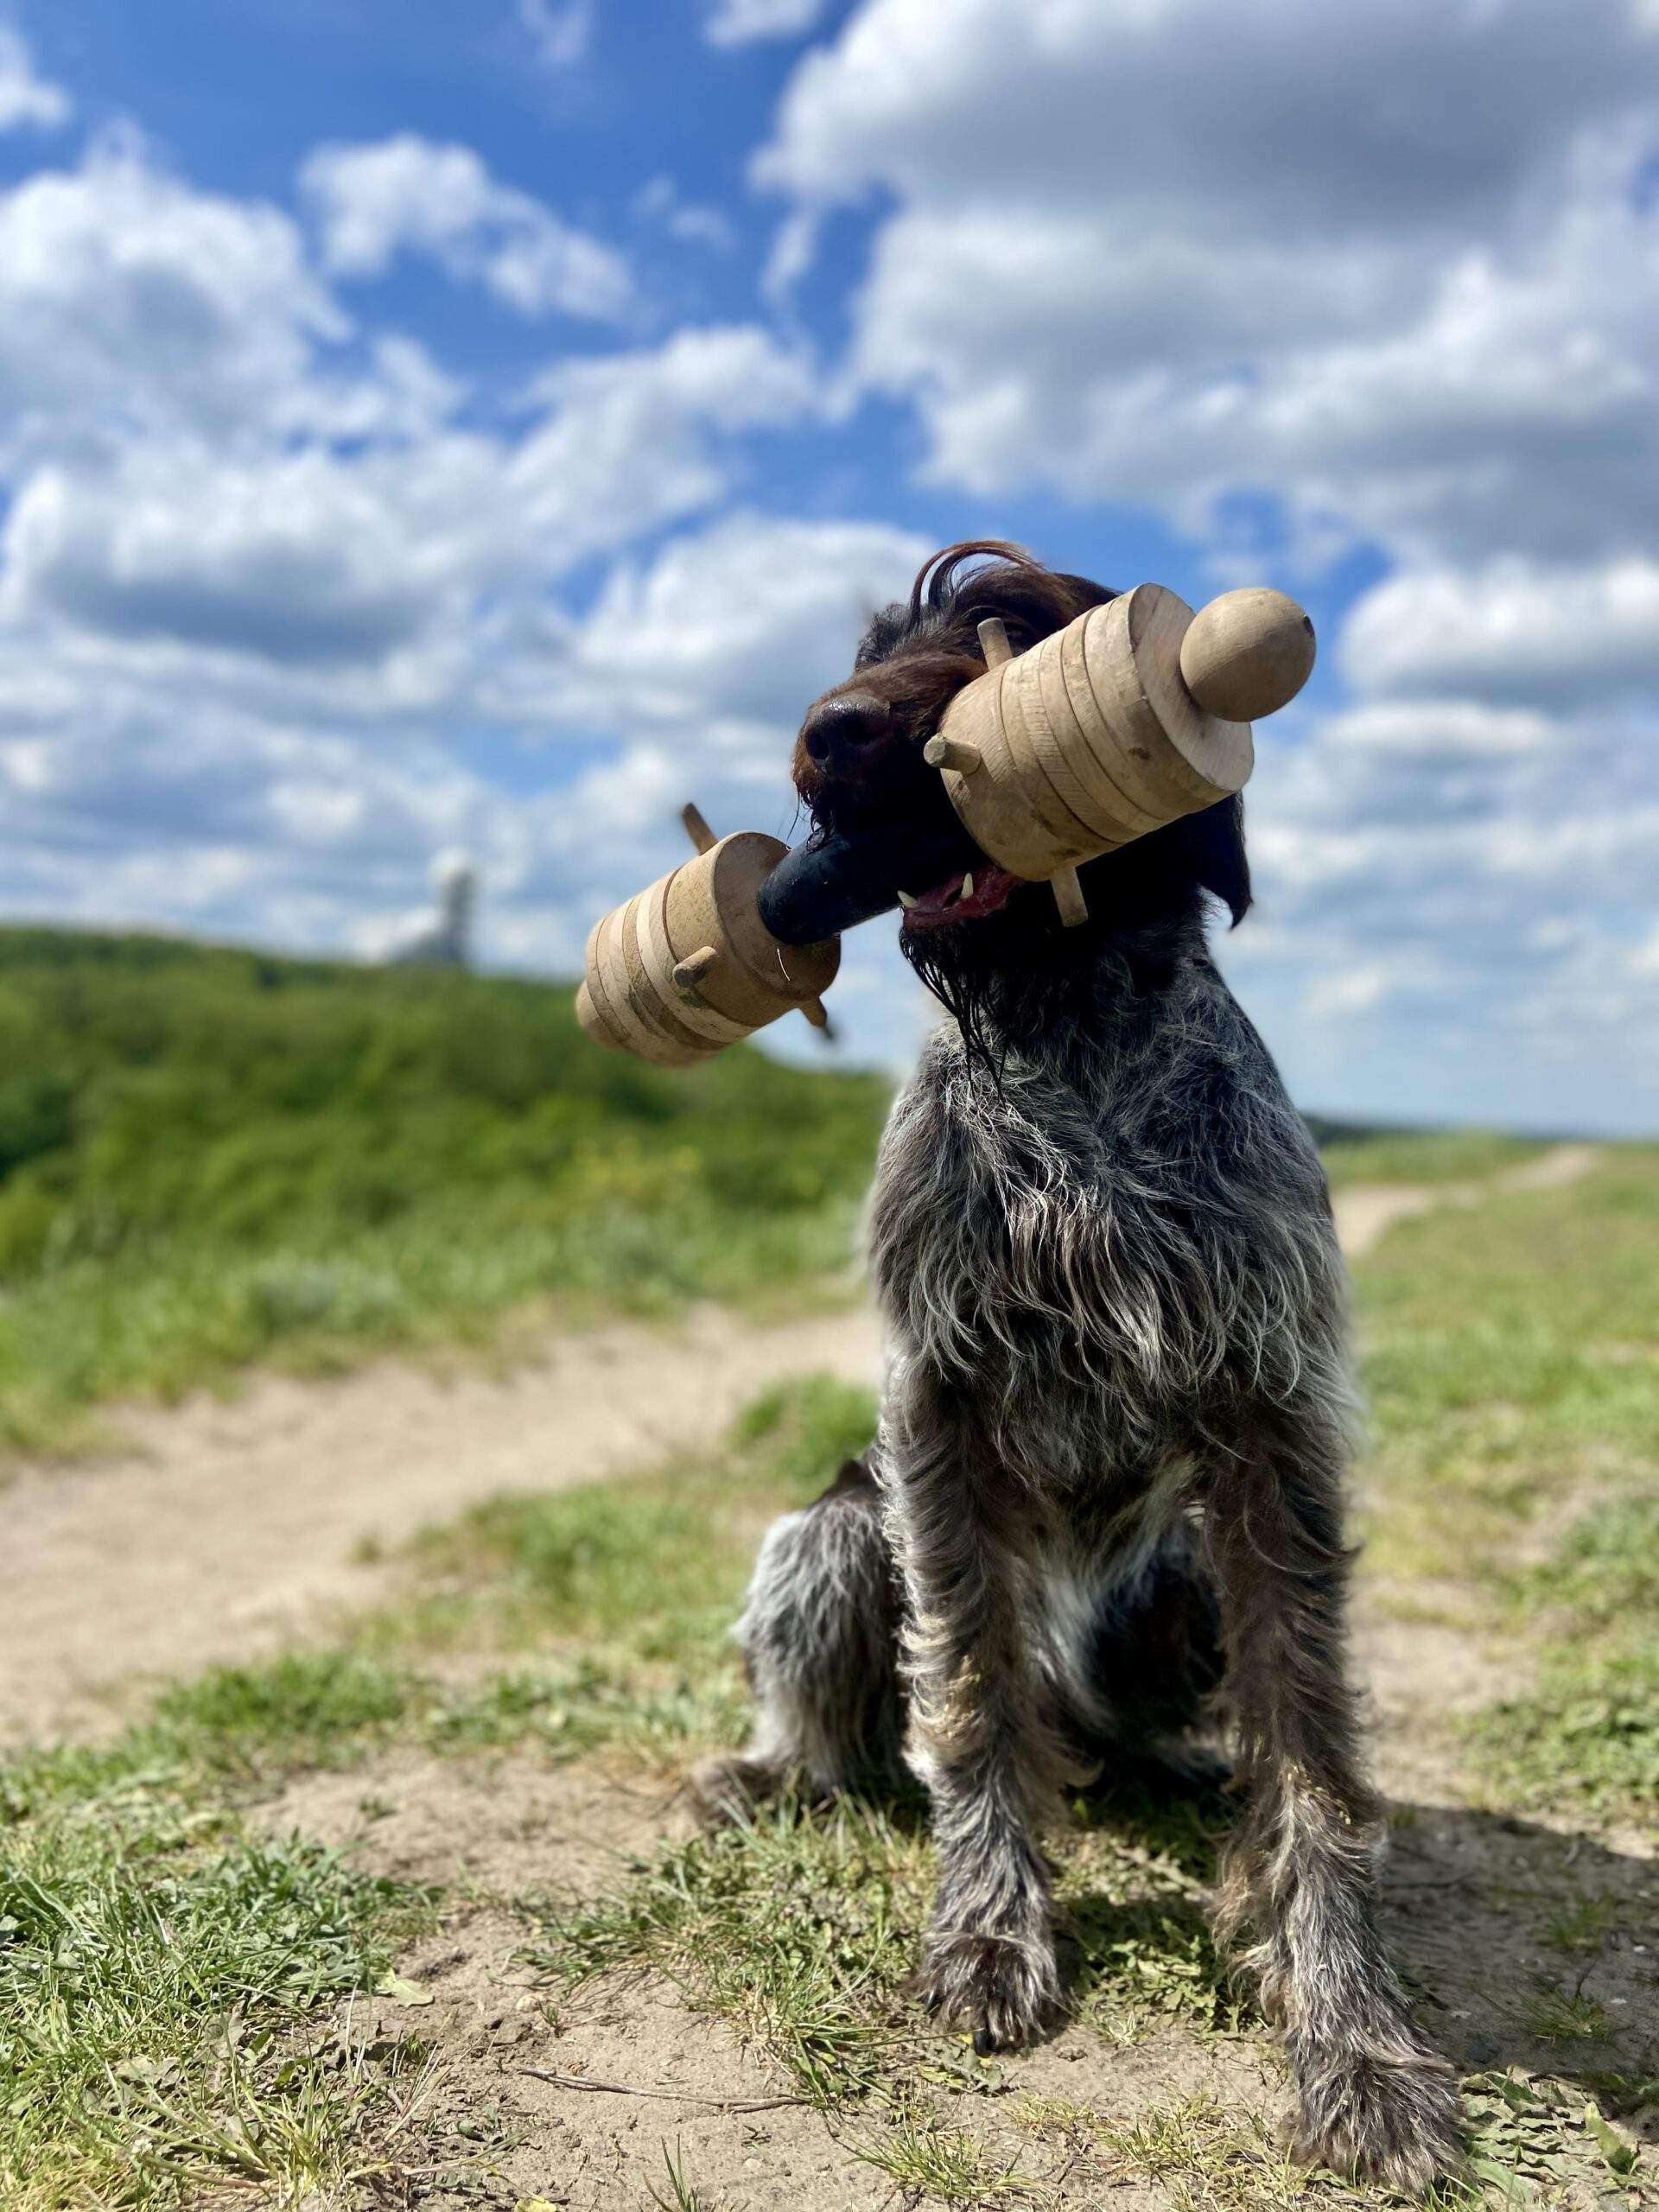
1179;588;1315;723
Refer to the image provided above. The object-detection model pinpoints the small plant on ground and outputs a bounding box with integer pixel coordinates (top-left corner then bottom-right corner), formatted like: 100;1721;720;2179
645;2139;717;2212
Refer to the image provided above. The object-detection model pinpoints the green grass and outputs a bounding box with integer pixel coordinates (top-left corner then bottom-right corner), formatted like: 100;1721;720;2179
853;2108;1029;2202
1520;1982;1614;2046
1464;1491;1659;1820
1089;2094;1349;2211
1317;1127;1545;1190
1468;1646;1659;1820
1345;1147;1659;1821
0;926;889;1458
1510;1491;1659;1624
645;2141;720;2212
1353;1148;1659;1582
528;1783;1231;2110
0;1743;435;2209
379;1370;877;1663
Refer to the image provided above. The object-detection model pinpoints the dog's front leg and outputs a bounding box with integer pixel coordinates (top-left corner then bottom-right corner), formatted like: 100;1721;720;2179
1205;1408;1465;2194
883;1355;1065;2054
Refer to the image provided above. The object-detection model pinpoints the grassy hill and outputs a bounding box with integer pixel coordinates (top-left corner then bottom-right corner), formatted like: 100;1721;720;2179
0;928;889;1456
0;925;1551;1460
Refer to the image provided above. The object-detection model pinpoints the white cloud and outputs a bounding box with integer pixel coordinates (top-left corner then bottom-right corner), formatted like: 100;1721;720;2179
1217;645;1659;1127
568;512;928;730
0;27;68;132
761;0;1656;217
0;320;823;728
707;0;828;46
0;500;933;1063
493;327;822;620
0;135;345;450
734;0;1659;1113
757;0;1659;563
828;161;1658;563
302;135;632;321
2;448;467;671
1342;556;1659;702
518;0;591;69
0;681;524;954
633;175;738;253
0;8;1651;1117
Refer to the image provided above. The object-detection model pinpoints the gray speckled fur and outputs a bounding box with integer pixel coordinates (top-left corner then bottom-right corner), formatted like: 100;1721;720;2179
691;548;1465;2192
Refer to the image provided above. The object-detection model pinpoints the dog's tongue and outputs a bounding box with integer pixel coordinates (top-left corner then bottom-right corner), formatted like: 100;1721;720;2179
900;867;1020;931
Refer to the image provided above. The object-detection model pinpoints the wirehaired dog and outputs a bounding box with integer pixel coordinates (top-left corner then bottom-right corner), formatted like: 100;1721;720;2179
692;543;1464;2191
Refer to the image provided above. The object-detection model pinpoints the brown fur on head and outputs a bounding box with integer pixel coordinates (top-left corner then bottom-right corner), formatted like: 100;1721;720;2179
791;541;1112;831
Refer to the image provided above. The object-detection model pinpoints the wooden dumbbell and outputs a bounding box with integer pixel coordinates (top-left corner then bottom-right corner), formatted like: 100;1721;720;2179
577;580;1316;1065
576;804;839;1066
922;585;1314;925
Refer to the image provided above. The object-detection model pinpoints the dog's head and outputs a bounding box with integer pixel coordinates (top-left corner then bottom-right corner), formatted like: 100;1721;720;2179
791;542;1251;1025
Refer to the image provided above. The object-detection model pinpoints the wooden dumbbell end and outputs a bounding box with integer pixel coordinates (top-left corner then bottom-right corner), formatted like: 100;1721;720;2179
681;802;717;856
923;734;983;775
1179;588;1316;724
1049;866;1089;928
575;980;624;1052
671;944;721;996
977;616;1014;668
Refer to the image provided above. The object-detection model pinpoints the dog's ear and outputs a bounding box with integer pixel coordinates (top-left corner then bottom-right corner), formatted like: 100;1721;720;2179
1179;795;1252;926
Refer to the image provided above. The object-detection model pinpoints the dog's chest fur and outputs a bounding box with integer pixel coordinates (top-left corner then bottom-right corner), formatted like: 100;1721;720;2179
868;925;1345;1510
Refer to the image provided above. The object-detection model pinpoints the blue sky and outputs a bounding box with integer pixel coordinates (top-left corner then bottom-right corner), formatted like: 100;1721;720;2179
1;1;1656;1131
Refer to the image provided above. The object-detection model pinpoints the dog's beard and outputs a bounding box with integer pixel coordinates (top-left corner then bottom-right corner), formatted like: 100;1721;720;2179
897;889;1065;1079
900;922;1001;1073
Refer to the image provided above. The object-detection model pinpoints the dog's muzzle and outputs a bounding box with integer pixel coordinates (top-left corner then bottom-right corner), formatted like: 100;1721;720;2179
756;812;986;945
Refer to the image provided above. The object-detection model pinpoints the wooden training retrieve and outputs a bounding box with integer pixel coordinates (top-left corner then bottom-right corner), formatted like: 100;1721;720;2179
578;582;1314;1064
924;585;1313;927
576;804;838;1065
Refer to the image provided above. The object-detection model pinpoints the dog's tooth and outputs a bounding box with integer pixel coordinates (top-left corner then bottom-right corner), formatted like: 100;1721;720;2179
897;890;918;910
961;872;974;900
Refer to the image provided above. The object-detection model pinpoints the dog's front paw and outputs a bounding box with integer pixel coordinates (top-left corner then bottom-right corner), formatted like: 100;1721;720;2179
913;1928;1060;2055
1292;2044;1465;2196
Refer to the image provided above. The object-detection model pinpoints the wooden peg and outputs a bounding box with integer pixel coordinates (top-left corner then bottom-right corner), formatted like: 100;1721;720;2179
923;734;983;775
672;944;720;996
977;616;1014;668
1050;866;1089;927
799;998;830;1031
681;802;717;855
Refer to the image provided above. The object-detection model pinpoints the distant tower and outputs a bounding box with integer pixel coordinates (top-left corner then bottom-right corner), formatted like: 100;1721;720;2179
386;855;477;969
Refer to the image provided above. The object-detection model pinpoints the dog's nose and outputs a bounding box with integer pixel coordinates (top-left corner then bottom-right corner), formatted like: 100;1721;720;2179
801;690;891;768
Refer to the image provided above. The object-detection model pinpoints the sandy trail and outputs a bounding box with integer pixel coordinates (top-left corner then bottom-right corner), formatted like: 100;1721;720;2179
0;1305;883;1744
0;1146;1594;1743
1336;1139;1598;1259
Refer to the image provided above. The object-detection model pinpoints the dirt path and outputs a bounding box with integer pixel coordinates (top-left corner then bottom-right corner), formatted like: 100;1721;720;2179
1336;1140;1598;1259
1;1145;1596;1745
0;1304;883;1744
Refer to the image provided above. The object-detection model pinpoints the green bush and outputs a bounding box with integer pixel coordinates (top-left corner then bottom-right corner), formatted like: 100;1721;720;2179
0;928;889;1452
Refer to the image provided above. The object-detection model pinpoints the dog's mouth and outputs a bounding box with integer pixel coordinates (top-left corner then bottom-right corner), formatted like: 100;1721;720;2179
897;865;1020;932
